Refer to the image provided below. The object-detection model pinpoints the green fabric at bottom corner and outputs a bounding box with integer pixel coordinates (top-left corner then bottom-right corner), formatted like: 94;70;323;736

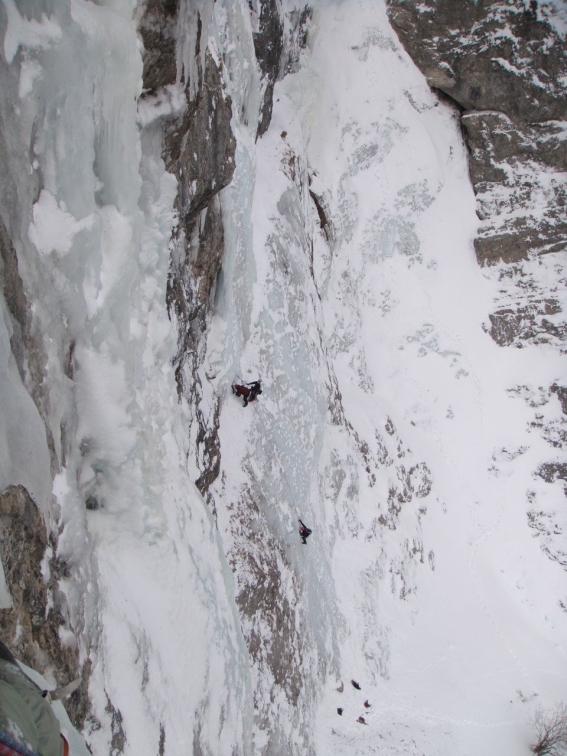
0;660;62;756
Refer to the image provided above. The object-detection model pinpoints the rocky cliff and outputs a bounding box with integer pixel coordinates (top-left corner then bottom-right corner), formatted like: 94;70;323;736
387;0;567;573
387;0;567;265
387;0;567;351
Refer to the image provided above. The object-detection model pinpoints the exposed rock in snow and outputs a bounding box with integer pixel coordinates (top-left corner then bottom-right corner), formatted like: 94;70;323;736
462;113;567;265
164;48;236;226
387;0;566;120
253;1;312;138
164;39;235;398
387;0;567;265
253;0;285;139
0;485;89;729
138;0;178;97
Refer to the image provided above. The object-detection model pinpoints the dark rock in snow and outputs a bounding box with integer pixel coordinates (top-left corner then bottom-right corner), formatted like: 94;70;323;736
105;694;127;756
462;113;567;265
488;299;565;347
551;384;567;416
387;0;566;121
387;0;567;266
231;489;303;709
253;2;312;138
537;462;567;488
138;0;179;96
254;0;285;138
164;45;236;228
0;486;90;730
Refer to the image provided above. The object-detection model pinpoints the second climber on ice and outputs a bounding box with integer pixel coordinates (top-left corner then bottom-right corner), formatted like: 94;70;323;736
298;519;312;545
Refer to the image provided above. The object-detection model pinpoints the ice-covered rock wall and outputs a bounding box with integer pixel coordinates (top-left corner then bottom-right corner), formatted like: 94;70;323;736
0;1;254;753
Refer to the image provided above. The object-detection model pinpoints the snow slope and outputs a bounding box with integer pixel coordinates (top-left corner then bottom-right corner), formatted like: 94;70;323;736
210;1;567;753
295;4;567;754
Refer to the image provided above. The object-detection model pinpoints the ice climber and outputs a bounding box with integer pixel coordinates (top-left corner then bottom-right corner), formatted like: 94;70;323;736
364;700;371;708
337;708;343;716
351;679;361;690
298;519;312;544
232;379;262;407
357;716;368;725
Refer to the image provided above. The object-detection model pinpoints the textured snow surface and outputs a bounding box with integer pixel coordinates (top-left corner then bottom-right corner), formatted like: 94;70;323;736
0;0;565;755
300;5;566;755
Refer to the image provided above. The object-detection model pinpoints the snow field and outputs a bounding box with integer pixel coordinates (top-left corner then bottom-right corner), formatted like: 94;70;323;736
269;2;567;754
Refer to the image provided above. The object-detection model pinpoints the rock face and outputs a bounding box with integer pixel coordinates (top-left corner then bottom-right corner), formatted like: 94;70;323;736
386;0;567;564
139;2;237;509
138;1;312;503
137;0;178;97
0;486;89;729
387;0;567;267
164;42;236;398
254;2;312;138
462;113;567;265
388;1;565;120
254;0;285;139
387;0;567;354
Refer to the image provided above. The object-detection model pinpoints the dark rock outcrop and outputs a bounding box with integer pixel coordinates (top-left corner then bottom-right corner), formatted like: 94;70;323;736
387;0;565;121
488;298;566;348
0;216;58;473
229;486;303;710
461;112;567;264
551;384;567;416
254;2;312;138
254;0;285;138
537;462;567;492
163;40;235;405
164;46;236;228
387;0;567;266
138;0;179;96
0;486;90;729
139;3;236;498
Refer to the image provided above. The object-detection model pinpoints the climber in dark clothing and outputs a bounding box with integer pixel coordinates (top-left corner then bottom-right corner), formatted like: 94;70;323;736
298;518;312;544
351;680;361;690
232;380;262;407
247;380;262;403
